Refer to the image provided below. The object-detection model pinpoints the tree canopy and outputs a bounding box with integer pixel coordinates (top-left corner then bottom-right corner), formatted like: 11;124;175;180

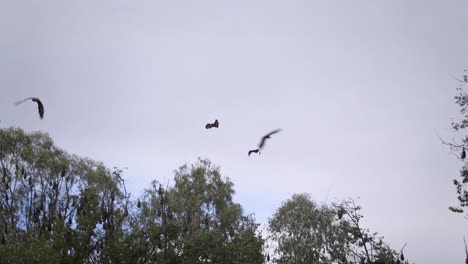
0;127;263;263
0;127;129;263
126;159;264;263
268;194;408;264
0;127;411;263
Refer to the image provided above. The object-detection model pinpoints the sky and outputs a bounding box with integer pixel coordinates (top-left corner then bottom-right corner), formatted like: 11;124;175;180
1;0;468;262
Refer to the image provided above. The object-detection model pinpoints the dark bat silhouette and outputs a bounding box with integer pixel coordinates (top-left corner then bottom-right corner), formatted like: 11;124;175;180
205;119;219;129
15;97;44;119
337;207;345;220
258;129;281;149
248;149;260;156
462;148;466;159
248;129;281;157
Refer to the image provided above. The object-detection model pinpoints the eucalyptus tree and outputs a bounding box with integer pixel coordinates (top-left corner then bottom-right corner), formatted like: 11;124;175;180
0;127;129;263
129;159;264;264
268;194;409;264
0;128;264;263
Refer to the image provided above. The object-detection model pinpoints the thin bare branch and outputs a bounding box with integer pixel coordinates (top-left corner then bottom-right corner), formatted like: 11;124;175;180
449;73;465;83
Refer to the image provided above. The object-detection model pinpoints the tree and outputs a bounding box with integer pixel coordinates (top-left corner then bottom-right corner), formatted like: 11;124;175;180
128;159;264;263
0;128;264;263
268;194;352;263
268;194;409;264
339;199;409;264
444;69;468;218
0;127;130;263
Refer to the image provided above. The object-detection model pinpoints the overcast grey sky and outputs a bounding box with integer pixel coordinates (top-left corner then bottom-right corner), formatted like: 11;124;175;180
1;0;468;262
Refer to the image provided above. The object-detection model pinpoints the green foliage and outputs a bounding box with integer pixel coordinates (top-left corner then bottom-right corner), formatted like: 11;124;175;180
0;127;130;263
0;128;263;263
447;70;468;218
268;194;409;264
268;194;352;263
128;159;264;263
0;127;410;264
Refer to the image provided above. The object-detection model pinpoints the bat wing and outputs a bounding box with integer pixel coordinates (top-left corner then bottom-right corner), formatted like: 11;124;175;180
259;129;281;149
265;129;281;137
14;97;33;106
258;137;267;149
34;99;44;119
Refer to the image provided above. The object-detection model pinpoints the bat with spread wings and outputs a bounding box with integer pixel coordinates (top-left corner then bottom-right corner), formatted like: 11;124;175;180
248;129;282;156
15;97;45;119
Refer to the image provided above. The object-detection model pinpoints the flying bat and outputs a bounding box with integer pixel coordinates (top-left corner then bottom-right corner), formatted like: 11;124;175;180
205;119;219;129
15;97;44;119
248;129;281;157
462;147;466;159
258;129;281;149
248;149;260;156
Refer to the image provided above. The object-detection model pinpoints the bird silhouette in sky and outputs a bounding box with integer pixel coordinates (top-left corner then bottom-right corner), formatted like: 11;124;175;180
248;129;281;156
205;119;219;129
15;97;44;119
